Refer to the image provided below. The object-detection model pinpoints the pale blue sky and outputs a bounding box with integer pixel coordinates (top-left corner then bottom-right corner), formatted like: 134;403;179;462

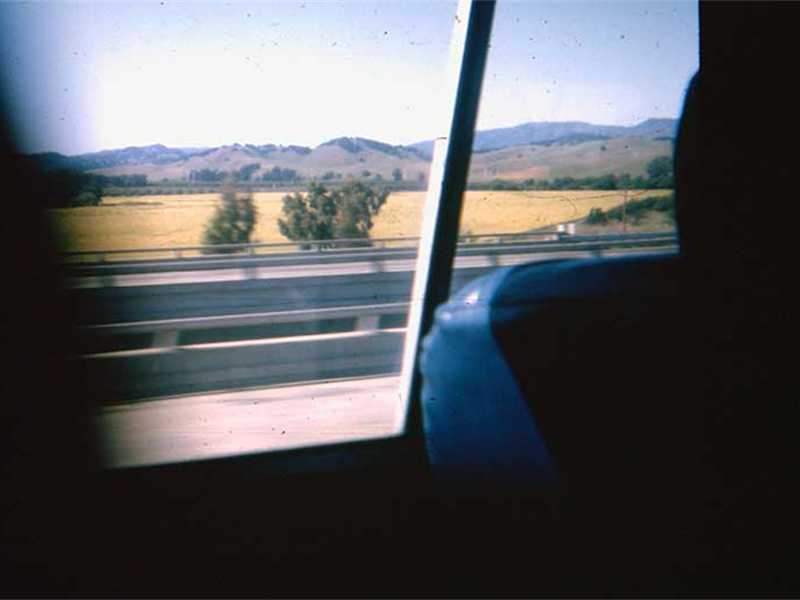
0;1;698;155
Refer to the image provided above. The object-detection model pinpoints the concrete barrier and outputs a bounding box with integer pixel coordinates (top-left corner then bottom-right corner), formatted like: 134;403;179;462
67;266;497;326
82;329;405;403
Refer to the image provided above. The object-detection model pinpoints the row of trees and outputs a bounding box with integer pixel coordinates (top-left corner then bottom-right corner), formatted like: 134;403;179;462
260;166;300;182
586;193;675;225
34;166;405;211
190;165;404;184
201;180;390;252
188;168;227;183
201;156;674;250
322;169;424;183
28;168;152;208
34;170;101;208
89;173;148;188
189;166;278;182
471;156;674;191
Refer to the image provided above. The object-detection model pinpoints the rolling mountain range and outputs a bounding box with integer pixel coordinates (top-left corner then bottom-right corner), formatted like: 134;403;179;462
27;118;677;183
409;118;677;156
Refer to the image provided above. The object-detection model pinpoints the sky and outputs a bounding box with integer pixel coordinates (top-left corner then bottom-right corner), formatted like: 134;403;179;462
0;1;698;155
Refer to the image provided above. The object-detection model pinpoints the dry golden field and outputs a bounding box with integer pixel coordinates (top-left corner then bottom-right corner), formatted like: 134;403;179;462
49;189;671;254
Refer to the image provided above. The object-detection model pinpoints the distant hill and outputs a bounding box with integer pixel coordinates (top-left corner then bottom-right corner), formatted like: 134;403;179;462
469;136;673;181
27;144;213;172
58;138;433;183
24;118;676;183
318;137;428;161
411;118;677;157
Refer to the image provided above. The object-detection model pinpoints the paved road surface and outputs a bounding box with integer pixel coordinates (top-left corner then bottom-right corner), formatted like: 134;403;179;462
70;247;675;326
97;375;402;469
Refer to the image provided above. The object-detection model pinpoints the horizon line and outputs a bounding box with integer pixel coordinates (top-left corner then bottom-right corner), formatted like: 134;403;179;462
26;115;679;157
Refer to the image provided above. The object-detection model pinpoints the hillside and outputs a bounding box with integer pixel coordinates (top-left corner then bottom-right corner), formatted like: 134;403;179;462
26;118;676;183
470;136;673;181
410;118;677;156
80;138;432;183
29;144;212;172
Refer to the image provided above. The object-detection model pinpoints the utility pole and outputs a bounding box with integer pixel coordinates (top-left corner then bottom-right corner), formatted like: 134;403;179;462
622;184;628;233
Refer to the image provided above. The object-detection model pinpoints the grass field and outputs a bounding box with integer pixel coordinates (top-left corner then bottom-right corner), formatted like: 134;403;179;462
49;189;672;254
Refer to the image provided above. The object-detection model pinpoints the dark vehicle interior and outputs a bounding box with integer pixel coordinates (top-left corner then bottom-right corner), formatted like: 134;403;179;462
1;2;796;596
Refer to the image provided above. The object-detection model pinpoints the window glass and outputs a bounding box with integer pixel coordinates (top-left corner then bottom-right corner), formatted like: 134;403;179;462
459;0;698;263
0;1;462;467
0;0;698;468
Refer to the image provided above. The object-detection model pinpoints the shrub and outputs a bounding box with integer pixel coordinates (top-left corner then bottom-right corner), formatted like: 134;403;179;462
586;207;608;224
278;181;388;248
201;184;257;253
601;193;675;225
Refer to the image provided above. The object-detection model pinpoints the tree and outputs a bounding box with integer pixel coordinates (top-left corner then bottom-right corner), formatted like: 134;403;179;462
645;156;674;188
594;174;617;190
235;163;261;182
261;166;299;182
29;168;107;208
586;207;608;224
392;168;403;182
191;168;226;182
277;182;337;244
277;181;388;247
333;181;388;239
646;156;672;180
201;183;257;253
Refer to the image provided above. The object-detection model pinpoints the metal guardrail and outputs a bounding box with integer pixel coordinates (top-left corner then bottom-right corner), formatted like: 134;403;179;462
78;230;679;349
62;232;679;275
80;301;410;401
83;302;410;350
83;328;407;403
77;238;680;401
61;230;572;263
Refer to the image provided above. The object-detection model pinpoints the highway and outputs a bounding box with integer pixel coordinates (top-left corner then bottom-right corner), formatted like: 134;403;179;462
72;236;677;404
65;235;676;289
67;244;676;325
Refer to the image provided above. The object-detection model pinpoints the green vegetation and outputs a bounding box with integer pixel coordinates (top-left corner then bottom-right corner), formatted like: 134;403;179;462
586;193;675;226
190;164;299;184
49;190;659;253
646;156;673;188
277;181;388;248
235;163;261;182
34;150;673;206
189;168;226;182
30;168;147;208
200;184;258;253
260;166;299;182
469;156;674;192
586;207;609;225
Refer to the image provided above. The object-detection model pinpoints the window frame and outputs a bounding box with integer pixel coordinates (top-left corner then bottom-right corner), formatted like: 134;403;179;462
103;0;496;477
